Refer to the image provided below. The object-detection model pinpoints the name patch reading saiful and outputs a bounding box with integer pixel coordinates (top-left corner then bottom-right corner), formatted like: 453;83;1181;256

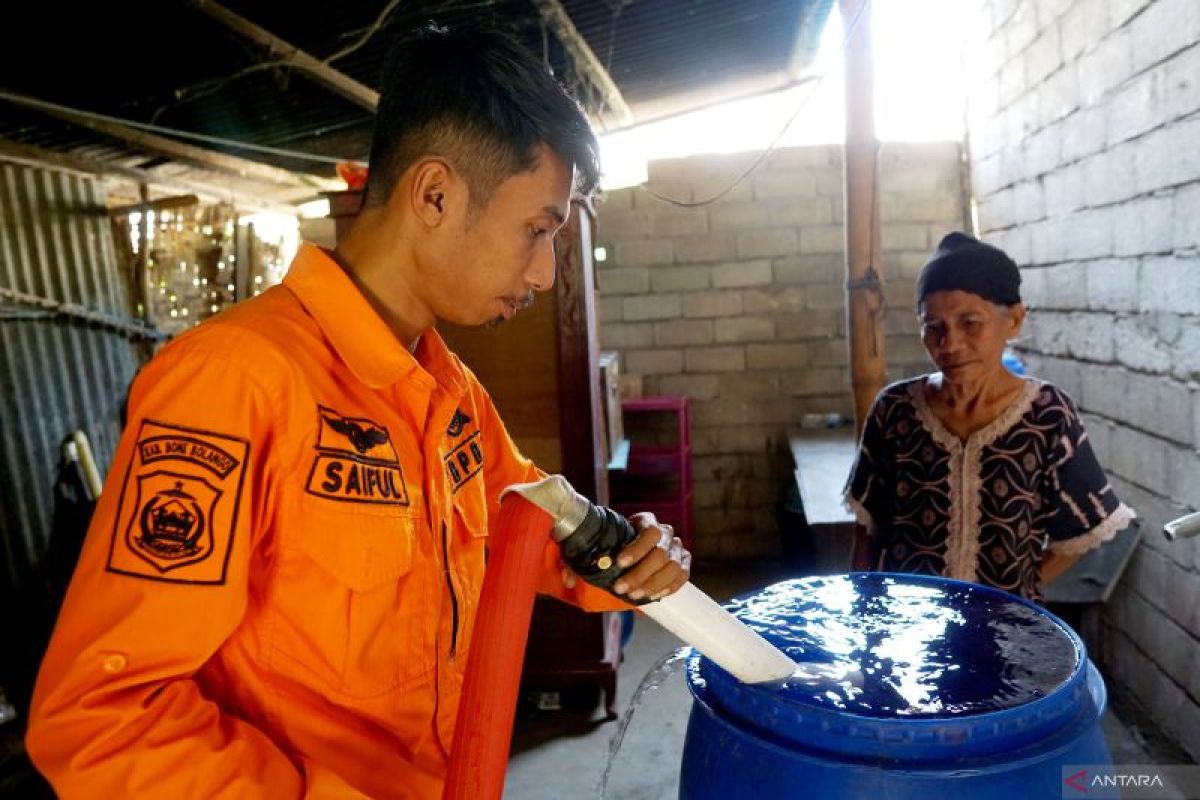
107;420;249;584
305;406;411;506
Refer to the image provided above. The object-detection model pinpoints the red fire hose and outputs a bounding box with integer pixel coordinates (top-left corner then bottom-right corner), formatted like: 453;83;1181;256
443;494;553;800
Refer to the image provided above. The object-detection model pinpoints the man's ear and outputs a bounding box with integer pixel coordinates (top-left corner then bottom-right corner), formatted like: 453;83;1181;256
406;158;457;228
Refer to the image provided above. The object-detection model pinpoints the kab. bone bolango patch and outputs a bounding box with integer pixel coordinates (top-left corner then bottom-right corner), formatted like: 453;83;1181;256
107;420;250;584
305;406;410;506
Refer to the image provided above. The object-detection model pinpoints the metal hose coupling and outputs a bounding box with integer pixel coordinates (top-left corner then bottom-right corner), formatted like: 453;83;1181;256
502;475;647;601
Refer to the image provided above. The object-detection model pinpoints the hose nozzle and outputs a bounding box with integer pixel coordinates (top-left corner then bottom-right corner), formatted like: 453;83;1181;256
502;476;796;684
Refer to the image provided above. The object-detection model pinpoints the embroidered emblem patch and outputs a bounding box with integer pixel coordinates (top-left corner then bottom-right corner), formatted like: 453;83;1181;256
444;431;484;492
305;406;410;505
446;408;472;438
107;420;249;584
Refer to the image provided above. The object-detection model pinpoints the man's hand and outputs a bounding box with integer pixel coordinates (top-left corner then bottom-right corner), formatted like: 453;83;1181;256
609;513;691;601
557;511;691;600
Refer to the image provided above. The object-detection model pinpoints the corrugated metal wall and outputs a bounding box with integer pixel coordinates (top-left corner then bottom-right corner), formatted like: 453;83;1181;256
0;158;141;592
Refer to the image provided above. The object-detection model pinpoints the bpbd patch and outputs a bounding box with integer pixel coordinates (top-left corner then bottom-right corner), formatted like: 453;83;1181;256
305;405;410;505
107;420;249;584
445;430;484;492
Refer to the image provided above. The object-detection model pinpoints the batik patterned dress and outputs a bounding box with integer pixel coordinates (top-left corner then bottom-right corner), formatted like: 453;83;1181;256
844;376;1135;601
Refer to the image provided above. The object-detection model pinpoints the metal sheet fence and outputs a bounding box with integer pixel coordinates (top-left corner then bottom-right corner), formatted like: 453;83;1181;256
0;158;142;592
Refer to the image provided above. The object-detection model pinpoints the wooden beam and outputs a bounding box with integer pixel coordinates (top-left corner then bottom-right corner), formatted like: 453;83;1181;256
108;194;199;217
124;174;305;216
0;90;335;192
192;0;380;112
840;0;886;434
530;0;634;127
0;137;304;216
0;136;148;183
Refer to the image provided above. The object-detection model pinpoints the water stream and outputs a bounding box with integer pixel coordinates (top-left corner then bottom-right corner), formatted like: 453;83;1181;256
595;647;690;800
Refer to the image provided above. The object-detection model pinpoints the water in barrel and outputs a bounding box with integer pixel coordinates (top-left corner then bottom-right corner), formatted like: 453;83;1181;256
681;573;1111;800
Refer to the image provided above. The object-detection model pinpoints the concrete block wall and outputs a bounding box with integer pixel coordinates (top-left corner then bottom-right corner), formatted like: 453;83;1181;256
965;0;1200;758
594;143;967;559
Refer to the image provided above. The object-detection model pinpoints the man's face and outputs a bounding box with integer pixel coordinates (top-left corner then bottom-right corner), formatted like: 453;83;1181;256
428;145;573;327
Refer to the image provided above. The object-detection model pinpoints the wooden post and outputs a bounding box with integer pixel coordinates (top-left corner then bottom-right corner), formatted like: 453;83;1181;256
235;222;256;302
840;0;886;434
136;184;151;321
553;200;608;505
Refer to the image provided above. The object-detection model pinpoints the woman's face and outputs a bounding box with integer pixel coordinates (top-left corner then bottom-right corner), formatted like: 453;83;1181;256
918;290;1025;383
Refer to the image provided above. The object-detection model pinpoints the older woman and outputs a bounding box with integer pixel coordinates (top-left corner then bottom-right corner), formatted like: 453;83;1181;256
844;232;1134;601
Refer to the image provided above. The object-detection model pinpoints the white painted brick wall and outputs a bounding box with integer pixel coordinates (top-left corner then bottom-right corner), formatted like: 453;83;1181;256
1129;0;1200;75
970;0;1200;759
1059;1;1109;63
1139;256;1200;314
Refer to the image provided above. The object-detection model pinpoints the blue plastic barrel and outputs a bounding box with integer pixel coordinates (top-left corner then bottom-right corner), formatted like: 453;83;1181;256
680;574;1110;799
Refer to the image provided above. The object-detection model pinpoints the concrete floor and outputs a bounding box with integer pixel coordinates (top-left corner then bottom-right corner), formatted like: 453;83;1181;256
505;562;1188;800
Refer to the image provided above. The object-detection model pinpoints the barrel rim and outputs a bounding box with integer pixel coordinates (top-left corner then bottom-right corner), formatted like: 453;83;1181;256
688;573;1095;759
685;660;1108;768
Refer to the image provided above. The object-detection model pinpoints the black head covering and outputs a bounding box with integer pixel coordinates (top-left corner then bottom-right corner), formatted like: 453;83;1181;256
916;232;1022;306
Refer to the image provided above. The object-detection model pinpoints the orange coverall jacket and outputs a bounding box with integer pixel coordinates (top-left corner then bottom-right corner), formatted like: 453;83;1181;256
26;243;627;798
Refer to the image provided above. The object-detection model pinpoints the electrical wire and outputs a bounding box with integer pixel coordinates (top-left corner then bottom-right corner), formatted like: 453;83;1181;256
324;0;405;64
639;0;873;208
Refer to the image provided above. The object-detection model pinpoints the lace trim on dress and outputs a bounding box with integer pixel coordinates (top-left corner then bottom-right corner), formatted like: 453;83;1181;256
1048;503;1137;555
908;378;1044;583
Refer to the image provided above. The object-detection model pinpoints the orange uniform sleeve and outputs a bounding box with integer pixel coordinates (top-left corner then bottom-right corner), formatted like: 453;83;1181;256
25;335;355;798
475;387;630;613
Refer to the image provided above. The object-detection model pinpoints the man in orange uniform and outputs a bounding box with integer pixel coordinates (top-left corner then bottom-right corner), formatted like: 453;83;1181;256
26;25;689;798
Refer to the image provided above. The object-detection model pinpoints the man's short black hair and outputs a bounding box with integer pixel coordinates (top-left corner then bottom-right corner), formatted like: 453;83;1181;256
363;24;601;208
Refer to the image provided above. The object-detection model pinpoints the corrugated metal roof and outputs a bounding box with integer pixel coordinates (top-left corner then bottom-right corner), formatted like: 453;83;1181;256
0;0;833;185
563;0;832;113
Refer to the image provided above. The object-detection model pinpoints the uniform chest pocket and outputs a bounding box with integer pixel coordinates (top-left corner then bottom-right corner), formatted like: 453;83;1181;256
297;505;415;591
271;504;435;698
